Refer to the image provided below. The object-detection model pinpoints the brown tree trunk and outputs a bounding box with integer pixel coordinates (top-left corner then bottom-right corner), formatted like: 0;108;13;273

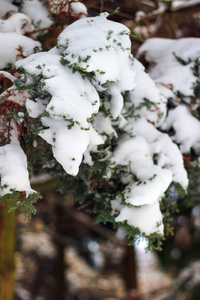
54;199;66;300
123;244;138;291
0;204;17;300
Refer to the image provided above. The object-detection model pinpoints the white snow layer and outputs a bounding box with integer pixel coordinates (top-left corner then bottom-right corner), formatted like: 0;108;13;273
138;37;200;97
0;0;18;18
138;37;200;154
21;0;53;28
114;200;164;235
161;105;200;153
133;119;188;189
0;13;33;34
16;50;103;175
48;0;87;17
70;2;87;16
57;13;137;118
111;119;188;234
39;118;103;176
0;32;41;69
172;0;200;10
1;14;189;236
0;124;35;196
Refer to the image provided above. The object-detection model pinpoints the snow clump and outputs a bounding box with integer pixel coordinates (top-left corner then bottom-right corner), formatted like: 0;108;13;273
138;37;200;154
0;13;189;237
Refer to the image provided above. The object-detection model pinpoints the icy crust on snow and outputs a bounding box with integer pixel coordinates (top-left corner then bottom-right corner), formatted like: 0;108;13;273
0;124;35;196
138;37;200;154
0;32;41;69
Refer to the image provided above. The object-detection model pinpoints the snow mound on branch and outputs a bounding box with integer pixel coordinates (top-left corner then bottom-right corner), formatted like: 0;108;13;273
39;119;102;176
161;105;200;153
0;124;35;196
138;37;200;154
57;12;137;118
113;135;173;206
129;59;167;126
0;13;33;34
21;0;53;28
70;2;88;16
16;51;103;175
138;37;200;97
113;200;164;235
111;118;188;234
0;0;18;18
0;32;41;69
48;0;87;17
133;119;188;189
18;52;100;126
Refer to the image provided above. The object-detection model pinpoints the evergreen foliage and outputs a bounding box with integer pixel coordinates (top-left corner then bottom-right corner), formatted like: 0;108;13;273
0;1;200;252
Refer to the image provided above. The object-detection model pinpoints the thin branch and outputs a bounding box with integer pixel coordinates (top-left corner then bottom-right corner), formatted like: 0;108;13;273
171;0;200;11
27;26;50;35
92;5;134;19
67;207;125;246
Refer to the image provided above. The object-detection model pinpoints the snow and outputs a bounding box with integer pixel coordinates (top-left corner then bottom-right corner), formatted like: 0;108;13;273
18;48;102;127
70;2;87;16
57;13;136;118
0;0;18;18
93;113;117;137
25;98;46;118
138;37;200;155
110;112;187;235
0;32;41;69
111;133;170;234
16;50;103;175
129;59;167;126
133;119;188;189
39;118;103;175
0;71;15;82
0;13;190;237
138;38;200;97
20;0;53;28
1;87;32;107
0;123;35;196
48;0;87;17
161;105;200;153
114;200;164;235
0;13;33;34
172;0;200;10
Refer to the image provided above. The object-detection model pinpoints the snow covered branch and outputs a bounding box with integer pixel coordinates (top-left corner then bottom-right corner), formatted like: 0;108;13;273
1;2;198;248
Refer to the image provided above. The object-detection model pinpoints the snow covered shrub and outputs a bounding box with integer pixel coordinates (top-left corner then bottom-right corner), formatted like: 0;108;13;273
0;12;189;249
